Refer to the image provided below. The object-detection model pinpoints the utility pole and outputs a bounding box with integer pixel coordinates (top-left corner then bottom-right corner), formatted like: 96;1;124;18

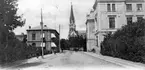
59;24;61;53
40;8;44;58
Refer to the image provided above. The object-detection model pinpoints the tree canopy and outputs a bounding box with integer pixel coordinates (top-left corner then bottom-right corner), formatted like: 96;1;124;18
0;0;27;63
101;19;145;63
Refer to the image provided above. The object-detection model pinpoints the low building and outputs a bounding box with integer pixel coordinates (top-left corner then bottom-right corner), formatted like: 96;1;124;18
26;25;59;51
77;30;86;39
16;34;27;41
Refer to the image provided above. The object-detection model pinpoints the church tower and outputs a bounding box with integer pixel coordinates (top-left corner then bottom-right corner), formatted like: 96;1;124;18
68;3;77;38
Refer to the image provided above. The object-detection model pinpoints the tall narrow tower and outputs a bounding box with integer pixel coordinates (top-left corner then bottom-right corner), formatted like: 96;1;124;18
68;2;77;38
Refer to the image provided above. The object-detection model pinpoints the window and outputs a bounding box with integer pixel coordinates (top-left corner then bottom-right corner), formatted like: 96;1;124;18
137;17;143;22
109;17;115;29
107;4;111;12
126;4;132;11
137;4;142;11
32;33;36;40
107;4;116;12
127;17;132;24
112;4;116;12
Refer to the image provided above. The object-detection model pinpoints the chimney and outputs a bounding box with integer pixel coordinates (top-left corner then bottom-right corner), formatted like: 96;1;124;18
29;26;31;29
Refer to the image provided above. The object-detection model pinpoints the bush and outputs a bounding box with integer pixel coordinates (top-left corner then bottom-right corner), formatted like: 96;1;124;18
101;19;145;63
0;37;45;64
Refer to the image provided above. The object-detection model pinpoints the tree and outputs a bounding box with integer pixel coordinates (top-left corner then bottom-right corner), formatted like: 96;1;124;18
0;0;25;47
69;36;86;51
101;19;145;62
60;39;70;50
0;0;26;63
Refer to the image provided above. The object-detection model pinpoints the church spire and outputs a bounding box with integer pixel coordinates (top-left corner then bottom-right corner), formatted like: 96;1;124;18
70;2;75;24
68;2;77;38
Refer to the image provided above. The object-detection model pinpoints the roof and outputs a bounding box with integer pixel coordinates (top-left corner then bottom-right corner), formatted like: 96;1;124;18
27;25;55;31
97;0;125;2
78;30;86;34
16;34;27;37
77;30;86;36
93;0;144;9
96;0;144;2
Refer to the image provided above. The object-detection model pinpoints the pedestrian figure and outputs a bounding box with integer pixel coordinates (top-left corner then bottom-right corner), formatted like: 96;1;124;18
36;48;40;58
51;42;57;54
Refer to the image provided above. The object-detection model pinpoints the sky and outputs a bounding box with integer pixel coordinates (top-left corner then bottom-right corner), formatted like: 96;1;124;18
14;0;95;39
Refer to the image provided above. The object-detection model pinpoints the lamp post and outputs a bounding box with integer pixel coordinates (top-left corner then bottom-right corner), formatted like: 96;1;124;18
40;8;44;58
59;24;62;53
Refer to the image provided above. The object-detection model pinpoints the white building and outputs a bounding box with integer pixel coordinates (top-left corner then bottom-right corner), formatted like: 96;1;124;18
86;0;145;53
86;10;98;52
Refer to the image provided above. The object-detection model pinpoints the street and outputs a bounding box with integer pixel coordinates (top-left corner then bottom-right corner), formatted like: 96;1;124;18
3;51;131;70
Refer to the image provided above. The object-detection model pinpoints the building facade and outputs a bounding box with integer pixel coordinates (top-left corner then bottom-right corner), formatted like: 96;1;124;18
16;34;27;41
86;10;98;52
86;0;145;53
27;25;59;51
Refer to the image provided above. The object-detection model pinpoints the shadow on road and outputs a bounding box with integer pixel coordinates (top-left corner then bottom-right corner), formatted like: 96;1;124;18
0;59;28;68
12;61;44;69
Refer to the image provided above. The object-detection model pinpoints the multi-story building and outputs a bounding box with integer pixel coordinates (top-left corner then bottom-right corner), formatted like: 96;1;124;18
86;0;145;53
27;25;59;51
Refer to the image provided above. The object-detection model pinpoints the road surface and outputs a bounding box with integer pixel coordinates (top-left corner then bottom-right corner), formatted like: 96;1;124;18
4;51;143;70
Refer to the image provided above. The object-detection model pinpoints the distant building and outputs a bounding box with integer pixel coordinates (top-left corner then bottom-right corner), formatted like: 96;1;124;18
77;30;86;39
68;3;78;38
86;0;145;53
26;25;59;51
16;33;27;41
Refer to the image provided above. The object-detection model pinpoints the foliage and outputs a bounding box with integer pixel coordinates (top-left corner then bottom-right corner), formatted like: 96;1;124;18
60;39;69;50
69;36;86;51
101;19;145;63
0;0;28;64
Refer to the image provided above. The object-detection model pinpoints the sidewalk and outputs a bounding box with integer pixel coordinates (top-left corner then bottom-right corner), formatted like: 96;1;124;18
84;52;145;70
1;54;54;69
